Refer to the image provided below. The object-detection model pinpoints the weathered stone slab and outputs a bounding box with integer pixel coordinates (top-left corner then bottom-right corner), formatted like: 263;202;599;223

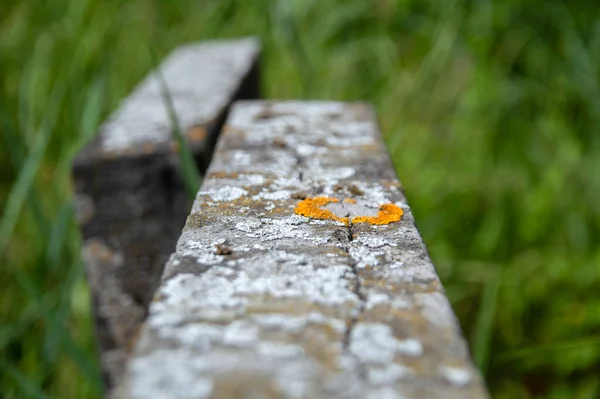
72;37;260;390
122;101;489;398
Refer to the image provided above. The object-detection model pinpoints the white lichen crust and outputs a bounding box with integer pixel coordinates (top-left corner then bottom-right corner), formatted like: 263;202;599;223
123;101;489;399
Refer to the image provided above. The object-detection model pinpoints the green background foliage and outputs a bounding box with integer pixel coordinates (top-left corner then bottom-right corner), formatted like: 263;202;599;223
1;0;599;398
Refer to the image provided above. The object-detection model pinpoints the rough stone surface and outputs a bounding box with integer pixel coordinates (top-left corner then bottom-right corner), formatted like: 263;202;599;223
72;38;260;392
122;101;489;399
101;37;260;154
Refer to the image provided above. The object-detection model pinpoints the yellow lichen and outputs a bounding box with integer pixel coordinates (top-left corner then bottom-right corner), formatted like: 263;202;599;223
352;203;403;225
294;197;403;225
294;197;348;224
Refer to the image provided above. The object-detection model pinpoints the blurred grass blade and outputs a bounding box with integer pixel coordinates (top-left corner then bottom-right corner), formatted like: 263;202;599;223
18;36;52;151
272;0;313;98
0;110;49;237
0;359;48;399
55;244;103;392
11;262;102;391
473;272;501;375
497;336;600;362
0;84;66;252
149;47;201;199
51;68;107;214
45;200;74;269
0;313;38;350
78;72;106;147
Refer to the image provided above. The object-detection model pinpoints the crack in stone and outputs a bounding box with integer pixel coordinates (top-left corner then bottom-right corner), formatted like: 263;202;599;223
334;220;366;352
289;147;306;183
337;220;368;384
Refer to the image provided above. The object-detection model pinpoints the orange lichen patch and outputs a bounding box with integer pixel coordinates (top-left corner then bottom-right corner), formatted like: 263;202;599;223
207;171;241;179
142;142;157;154
169;141;180;152
294;197;349;224
294;197;403;225
186;125;207;141
220;125;246;138
352;203;403;225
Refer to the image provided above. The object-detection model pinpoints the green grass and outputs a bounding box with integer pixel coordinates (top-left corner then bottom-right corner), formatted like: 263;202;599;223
1;0;600;398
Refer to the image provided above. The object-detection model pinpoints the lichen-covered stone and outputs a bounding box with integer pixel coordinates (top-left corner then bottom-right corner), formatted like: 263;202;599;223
73;38;260;392
100;37;260;155
122;101;489;399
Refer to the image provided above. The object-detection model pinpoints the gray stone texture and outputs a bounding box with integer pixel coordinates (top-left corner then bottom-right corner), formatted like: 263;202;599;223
122;101;489;399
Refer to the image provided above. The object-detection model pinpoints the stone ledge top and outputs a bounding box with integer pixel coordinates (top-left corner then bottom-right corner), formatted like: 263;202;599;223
79;37;260;162
121;101;489;399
